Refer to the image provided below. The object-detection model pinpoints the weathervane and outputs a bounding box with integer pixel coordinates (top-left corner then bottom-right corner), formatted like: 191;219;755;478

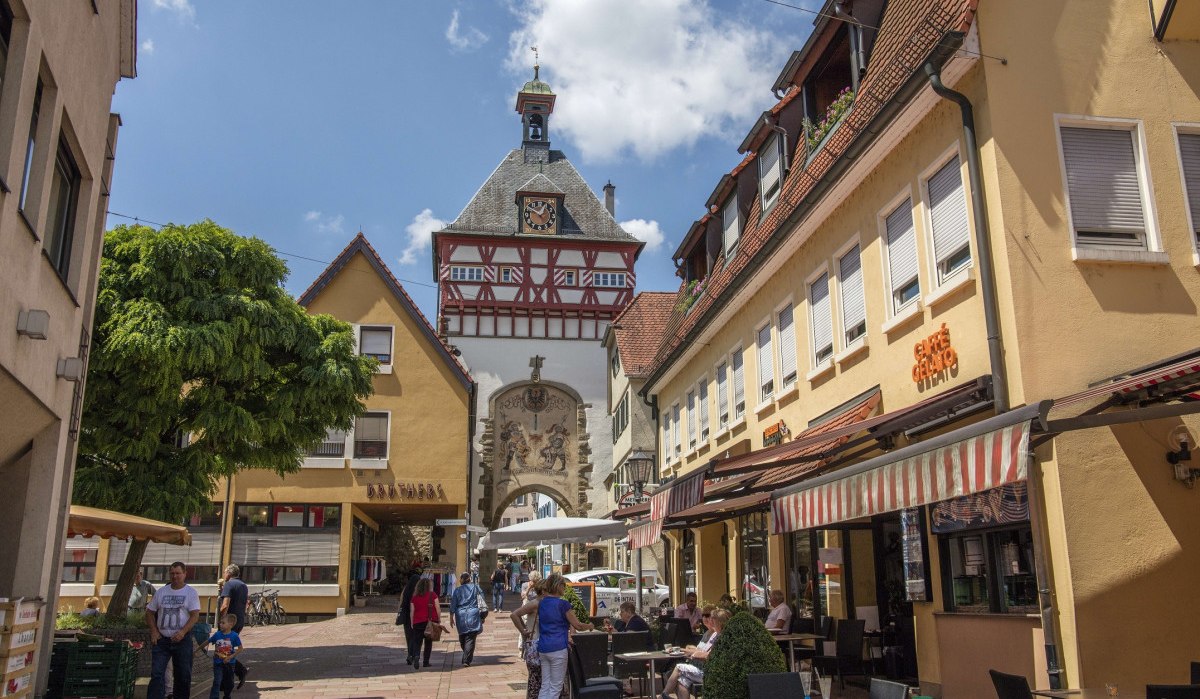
531;45;540;78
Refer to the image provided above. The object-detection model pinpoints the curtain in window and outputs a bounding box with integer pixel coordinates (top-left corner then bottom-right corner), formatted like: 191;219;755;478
928;157;970;272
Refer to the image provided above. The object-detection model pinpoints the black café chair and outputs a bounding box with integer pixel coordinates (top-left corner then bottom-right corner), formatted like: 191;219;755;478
670;618;697;648
748;672;804;699
988;669;1033;699
567;645;623;699
869;677;911;699
611;631;652;695
1147;686;1200;699
572;632;610;680
813;618;866;689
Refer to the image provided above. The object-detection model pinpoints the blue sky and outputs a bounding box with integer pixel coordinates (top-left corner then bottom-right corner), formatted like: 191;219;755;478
110;0;819;319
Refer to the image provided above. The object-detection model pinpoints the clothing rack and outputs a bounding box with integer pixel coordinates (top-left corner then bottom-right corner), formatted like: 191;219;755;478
358;555;386;596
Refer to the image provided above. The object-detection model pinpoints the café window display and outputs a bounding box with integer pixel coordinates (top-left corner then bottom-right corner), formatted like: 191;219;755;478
682;530;697;595
787;531;816;618
934;483;1038;615
740;512;769;612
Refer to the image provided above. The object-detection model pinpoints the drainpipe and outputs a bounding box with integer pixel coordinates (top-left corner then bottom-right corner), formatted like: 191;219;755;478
1024;451;1065;690
924;62;1009;413
834;3;863;91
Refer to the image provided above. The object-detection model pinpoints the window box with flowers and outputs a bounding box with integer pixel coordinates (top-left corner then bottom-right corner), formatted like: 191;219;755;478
803;87;855;163
677;278;708;313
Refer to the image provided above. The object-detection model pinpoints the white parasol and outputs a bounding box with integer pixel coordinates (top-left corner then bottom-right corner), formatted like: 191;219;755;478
480;516;629;549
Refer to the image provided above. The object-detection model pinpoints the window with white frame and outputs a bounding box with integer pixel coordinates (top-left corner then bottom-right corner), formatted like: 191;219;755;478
756;323;774;402
307;428;347;458
885;199;921;314
809;272;834;366
759;134;783;211
562;269;577;286
673;403;682;457
927;156;972;282
353;413;389;459
838;244;866;345
359;326;393;364
450;266;483;282
1059;124;1151;249
723;195;740;256
1178;131;1200;248
686;390;697;448
662;415;671;463
777;303;797;389
593;272;627;288
717;361;730;428
698;377;710;440
731;348;746;420
500;266;514;283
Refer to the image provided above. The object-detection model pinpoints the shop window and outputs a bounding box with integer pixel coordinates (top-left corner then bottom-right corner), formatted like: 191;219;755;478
307;505;340;528
186;507;224;528
241;565;339;584
941;526;1038;614
741;512;770;613
235;504;339;529
359;326;393;364
114;564;220;584
787;531;816;619
1059;122;1152;250
682;530;696;596
236;505;270;527
62;548;97;583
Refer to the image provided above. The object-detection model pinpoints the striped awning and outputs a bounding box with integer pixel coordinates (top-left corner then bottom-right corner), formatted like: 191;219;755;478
1054;350;1200;411
629;518;664;549
772;416;1033;534
650;469;706;521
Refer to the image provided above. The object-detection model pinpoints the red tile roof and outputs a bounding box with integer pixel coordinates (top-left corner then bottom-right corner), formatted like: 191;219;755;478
612;292;677;378
645;0;978;386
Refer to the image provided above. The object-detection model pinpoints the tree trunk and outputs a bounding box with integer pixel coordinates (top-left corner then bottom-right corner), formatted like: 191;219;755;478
105;538;148;619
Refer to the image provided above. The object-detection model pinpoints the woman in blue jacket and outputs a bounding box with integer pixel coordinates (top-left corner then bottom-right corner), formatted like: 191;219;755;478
511;573;594;699
449;571;484;666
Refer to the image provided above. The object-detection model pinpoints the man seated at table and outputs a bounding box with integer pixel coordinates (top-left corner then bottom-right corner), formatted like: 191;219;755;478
673;592;703;631
765;589;792;633
604;600;653;648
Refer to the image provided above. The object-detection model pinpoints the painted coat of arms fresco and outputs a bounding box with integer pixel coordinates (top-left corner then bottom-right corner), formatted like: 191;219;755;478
495;384;576;474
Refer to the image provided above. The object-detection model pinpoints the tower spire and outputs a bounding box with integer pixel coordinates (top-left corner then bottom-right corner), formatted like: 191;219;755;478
515;53;556;164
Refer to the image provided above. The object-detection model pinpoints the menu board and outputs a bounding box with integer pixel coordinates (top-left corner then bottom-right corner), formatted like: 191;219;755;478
900;508;931;602
567;581;597;617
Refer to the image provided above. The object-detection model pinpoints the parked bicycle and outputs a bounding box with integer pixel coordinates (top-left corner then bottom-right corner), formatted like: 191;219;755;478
246;589;287;626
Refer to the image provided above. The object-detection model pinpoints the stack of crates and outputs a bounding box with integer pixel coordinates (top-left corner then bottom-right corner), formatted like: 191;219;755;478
45;640;137;699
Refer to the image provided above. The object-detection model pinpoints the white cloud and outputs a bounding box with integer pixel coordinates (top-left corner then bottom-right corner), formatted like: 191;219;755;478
303;211;345;236
620;218;665;252
141;39;155;55
446;10;489;52
506;0;787;162
400;209;447;265
150;0;195;21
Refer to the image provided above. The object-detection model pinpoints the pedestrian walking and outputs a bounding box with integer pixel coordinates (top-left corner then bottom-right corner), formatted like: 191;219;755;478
199;614;243;699
511;573;594;699
146;562;201;699
396;563;424;666
509;558;521;591
449;572;484;667
489;563;507;612
407;578;442;669
217;564;250;688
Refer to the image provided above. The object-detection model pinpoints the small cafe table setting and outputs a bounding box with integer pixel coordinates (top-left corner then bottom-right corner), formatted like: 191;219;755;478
769;631;827;671
1032;688;1144;698
614;646;687;698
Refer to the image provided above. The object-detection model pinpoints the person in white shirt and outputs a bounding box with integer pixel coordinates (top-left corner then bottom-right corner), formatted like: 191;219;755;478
146;562;201;699
765;589;792;633
673;592;703;630
662;609;729;699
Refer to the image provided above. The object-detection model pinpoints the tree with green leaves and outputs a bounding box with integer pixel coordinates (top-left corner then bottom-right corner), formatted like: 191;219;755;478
74;220;376;618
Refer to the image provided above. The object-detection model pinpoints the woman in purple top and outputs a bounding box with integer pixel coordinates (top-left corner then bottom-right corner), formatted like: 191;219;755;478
511;573;593;699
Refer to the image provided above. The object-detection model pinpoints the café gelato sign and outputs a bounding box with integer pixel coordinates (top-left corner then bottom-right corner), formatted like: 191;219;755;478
912;323;958;383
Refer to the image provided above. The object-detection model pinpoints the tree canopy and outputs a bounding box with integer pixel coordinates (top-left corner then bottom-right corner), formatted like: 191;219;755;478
73;220;376;613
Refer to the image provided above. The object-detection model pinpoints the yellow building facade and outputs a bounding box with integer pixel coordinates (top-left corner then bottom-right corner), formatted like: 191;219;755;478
60;234;476;617
639;1;1200;697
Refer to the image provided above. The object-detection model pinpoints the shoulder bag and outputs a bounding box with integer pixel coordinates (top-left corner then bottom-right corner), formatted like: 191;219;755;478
475;584;489;619
423;596;445;641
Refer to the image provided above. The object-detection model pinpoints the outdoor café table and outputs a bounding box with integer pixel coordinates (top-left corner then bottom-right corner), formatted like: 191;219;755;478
1032;689;1144;698
770;632;826;671
614;650;678;698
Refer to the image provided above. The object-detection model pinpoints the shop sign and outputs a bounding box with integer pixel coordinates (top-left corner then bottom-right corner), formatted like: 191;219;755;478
912;323;958;383
762;420;790;448
366;482;445;500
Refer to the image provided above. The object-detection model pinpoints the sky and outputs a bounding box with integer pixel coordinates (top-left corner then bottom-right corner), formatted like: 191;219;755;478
110;0;822;319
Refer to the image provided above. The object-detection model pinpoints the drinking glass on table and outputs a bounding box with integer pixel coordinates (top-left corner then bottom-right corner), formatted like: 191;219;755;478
1105;684;1119;697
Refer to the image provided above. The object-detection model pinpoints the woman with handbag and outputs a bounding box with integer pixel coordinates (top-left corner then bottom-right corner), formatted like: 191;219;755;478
511;573;594;699
449;571;484;667
408;578;443;669
510;574;545;699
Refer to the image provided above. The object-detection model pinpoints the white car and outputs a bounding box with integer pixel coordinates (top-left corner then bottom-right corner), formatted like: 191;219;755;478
564;569;670;614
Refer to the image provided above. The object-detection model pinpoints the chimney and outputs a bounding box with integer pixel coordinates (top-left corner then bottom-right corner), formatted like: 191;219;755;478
603;180;615;216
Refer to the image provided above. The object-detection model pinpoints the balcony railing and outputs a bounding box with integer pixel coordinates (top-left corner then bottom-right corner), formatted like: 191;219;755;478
308;441;346;458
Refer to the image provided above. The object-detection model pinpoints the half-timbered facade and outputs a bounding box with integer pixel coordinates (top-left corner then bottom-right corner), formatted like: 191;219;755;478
433;67;643;556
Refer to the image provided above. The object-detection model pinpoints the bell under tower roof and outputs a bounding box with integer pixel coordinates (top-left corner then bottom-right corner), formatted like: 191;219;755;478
516;58;556;163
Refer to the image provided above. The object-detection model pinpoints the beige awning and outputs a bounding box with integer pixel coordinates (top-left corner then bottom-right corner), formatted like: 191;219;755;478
67;505;192;545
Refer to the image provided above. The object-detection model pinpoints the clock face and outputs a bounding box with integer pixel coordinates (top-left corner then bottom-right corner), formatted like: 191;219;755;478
523;198;557;232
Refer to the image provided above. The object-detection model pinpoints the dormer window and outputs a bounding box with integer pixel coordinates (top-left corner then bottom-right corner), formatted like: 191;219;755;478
759;134;783;211
722;195;740;256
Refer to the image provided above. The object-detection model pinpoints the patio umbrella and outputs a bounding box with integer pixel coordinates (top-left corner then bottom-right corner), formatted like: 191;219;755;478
67;505;192;545
483;516;628;548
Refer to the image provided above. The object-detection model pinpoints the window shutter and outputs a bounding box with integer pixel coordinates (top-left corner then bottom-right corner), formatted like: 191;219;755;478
673;404;682;453
757;324;773;399
687;391;697;445
928;157;970;270
732;349;745;416
361;328;392;358
810;272;833;361
778;304;797;386
717;362;729;424
839;246;866;336
698;379;710;435
886;201;919;308
1060;126;1146;243
1180;133;1200;242
759;134;782;207
723;196;740;254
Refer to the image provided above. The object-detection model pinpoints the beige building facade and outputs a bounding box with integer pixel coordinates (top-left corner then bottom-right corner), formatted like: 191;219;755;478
637;1;1200;697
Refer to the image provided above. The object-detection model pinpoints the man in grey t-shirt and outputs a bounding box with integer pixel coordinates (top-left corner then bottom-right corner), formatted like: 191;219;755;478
146;562;200;699
129;569;155;611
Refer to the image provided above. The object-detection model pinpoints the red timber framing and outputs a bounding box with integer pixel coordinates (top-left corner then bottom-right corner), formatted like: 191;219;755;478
436;233;639;340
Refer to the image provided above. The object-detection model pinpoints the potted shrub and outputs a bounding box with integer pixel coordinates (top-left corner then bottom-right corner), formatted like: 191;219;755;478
703;611;787;699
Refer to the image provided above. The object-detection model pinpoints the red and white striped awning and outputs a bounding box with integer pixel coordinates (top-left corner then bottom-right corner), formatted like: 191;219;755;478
650;470;705;521
772;420;1031;534
1054;352;1200;410
629;518;664;549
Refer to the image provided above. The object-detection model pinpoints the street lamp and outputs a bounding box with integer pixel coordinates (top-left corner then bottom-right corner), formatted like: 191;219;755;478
623;448;655;613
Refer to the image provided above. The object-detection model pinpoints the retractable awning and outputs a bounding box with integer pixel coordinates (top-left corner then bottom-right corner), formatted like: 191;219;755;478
1052;348;1200;414
649;468;706;521
664;492;771;529
629;519;664;549
771;402;1049;534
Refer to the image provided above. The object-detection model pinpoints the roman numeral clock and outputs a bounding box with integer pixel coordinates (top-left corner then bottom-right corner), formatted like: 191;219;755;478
517;190;564;235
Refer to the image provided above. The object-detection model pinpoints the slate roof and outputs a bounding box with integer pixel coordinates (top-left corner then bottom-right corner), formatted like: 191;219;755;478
612;292;676;379
442;149;639;243
296;233;474;391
